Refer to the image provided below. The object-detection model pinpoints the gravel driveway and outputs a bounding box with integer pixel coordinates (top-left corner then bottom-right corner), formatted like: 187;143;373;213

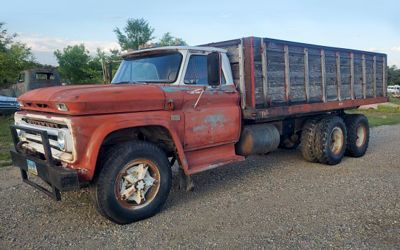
1;125;399;249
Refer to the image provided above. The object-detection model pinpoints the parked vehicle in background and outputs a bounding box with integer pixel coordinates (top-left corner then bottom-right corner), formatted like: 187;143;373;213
0;68;61;97
387;85;400;95
10;36;388;224
0;95;18;115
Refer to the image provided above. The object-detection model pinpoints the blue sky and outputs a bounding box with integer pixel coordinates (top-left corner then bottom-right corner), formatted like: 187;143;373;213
1;0;399;66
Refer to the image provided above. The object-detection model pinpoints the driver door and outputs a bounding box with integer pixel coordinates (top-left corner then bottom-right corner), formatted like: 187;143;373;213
181;53;241;150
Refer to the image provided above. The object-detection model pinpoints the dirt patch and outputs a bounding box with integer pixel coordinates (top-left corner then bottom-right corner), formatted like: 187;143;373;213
1;125;399;249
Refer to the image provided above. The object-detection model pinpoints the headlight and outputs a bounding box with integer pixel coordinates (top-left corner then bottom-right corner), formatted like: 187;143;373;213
14;112;22;125
57;130;67;151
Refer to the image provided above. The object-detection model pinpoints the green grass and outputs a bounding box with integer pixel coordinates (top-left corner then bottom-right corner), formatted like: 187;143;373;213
0;115;13;167
388;95;400;105
347;101;400;127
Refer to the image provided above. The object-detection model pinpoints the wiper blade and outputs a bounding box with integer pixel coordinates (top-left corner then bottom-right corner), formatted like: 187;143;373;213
144;80;169;83
113;81;144;84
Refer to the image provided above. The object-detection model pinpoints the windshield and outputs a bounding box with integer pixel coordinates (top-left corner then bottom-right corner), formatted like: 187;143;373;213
112;52;182;84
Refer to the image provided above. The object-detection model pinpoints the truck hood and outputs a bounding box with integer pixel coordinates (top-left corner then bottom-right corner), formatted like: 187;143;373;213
18;84;166;115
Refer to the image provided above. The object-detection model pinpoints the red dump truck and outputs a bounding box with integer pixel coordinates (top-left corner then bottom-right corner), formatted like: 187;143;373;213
10;37;387;224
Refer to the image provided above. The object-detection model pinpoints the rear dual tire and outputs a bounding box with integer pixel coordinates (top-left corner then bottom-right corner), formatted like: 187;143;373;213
344;114;369;157
299;119;320;162
279;133;300;150
300;114;369;165
314;116;347;165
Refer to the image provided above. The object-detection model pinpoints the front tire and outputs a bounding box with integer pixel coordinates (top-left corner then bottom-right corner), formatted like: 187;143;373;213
344;114;369;157
92;141;172;224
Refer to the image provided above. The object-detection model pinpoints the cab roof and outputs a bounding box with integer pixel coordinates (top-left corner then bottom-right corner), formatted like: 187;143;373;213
122;46;227;58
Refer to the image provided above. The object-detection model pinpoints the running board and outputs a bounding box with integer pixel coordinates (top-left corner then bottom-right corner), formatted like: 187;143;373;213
185;143;244;175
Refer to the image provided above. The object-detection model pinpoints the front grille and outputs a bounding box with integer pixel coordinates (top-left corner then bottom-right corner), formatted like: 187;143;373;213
15;115;74;162
22;118;67;129
24;131;58;147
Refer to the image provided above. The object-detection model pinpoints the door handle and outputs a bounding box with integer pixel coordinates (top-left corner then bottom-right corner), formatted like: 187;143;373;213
193;87;206;109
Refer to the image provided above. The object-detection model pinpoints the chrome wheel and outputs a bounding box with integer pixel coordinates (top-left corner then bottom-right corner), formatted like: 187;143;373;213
355;124;367;147
330;126;344;155
115;159;160;209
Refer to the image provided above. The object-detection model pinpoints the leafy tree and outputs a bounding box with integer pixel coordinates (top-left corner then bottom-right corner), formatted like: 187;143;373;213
388;65;400;86
114;18;154;50
158;32;187;46
94;48;121;82
54;44;97;83
0;22;16;52
55;44;121;84
95;48;121;65
0;22;37;88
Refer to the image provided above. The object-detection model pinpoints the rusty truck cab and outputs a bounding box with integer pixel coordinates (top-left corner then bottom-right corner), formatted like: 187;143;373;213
111;46;243;174
11;46;243;203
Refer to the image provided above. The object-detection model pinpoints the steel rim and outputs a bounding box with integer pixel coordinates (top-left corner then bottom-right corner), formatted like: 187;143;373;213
356;124;367;147
330;126;344;155
114;159;160;209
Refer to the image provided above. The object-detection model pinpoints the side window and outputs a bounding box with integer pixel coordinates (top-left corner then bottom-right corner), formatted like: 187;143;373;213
18;73;25;82
184;55;208;85
35;73;55;80
221;70;226;85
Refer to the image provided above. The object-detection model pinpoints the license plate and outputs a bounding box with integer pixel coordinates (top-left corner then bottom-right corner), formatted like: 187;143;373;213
27;159;38;175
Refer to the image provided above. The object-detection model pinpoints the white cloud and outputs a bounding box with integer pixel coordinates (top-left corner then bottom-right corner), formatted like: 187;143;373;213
15;33;121;65
16;33;120;54
14;33;400;67
363;47;400;67
391;46;400;52
366;48;379;52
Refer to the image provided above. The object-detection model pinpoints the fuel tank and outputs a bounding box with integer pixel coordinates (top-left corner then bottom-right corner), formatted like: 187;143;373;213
236;124;280;156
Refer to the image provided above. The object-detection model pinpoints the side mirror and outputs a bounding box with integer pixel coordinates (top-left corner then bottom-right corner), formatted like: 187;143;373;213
207;52;220;87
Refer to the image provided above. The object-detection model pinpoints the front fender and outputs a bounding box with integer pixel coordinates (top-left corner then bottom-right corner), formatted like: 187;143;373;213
70;111;187;181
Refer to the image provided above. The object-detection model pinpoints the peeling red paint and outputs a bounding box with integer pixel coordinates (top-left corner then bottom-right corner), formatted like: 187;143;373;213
17;83;241;180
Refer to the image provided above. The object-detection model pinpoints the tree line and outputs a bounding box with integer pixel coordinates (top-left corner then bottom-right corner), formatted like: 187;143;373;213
0;18;187;86
0;22;41;88
1;19;400;87
388;65;400;86
54;18;187;84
